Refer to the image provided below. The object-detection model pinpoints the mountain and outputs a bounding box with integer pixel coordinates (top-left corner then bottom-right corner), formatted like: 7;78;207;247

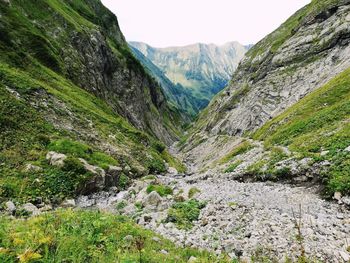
129;45;201;119
181;0;350;195
129;41;249;109
0;0;186;203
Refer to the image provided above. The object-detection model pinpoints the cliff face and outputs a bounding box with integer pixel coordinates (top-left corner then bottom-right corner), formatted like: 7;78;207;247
0;0;180;144
195;0;350;136
129;41;249;109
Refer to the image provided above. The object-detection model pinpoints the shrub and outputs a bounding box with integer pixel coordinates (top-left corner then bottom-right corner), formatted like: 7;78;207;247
166;199;206;229
118;173;130;190
146;184;173;197
146;158;166;174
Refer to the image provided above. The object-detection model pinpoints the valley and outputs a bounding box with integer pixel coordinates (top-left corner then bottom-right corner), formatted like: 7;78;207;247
0;0;349;262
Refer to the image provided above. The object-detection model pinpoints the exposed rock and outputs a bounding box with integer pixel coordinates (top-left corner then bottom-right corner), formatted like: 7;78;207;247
339;251;350;262
334;192;342;201
61;199;76;208
160;249;168;255
46;151;67;167
143;191;163;207
344;146;350;152
187;256;198;263
4;201;16;214
21;203;40;216
167;167;178;175
24;164;43;172
105;166;123;187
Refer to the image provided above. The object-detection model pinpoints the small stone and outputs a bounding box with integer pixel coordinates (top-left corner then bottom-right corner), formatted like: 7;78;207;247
160;249;168;255
123;235;133;242
320;150;329;156
339;251;350;262
168;167;178;175
188;256;197;263
333;192;342;201
152;236;161;242
344;146;350;152
61;199;76;208
24;164;43;172
336;213;344;219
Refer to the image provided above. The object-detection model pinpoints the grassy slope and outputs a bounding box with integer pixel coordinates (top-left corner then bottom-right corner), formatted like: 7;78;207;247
253;67;350;194
0;210;230;263
0;0;185;204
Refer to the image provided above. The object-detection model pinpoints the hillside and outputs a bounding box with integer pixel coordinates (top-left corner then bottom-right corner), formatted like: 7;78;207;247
0;0;186;204
129;41;249;109
129;45;201;118
180;0;350;195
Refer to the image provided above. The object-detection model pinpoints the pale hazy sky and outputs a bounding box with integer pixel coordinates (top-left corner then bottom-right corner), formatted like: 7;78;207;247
101;0;311;47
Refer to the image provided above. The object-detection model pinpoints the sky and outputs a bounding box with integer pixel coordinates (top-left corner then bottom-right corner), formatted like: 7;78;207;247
101;0;311;47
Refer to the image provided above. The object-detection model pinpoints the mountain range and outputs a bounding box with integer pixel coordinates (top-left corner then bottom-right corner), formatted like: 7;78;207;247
129;41;250;112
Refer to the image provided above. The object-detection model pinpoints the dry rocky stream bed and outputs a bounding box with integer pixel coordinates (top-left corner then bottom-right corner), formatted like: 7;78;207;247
76;170;350;262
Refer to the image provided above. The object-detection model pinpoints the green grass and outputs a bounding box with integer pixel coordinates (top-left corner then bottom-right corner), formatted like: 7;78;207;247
0;210;229;263
146;184;173;197
254;67;350;194
48;139;118;169
218;141;254;165
166;199;206;230
224;161;243;173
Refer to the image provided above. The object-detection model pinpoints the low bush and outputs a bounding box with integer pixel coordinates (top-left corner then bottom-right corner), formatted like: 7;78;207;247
146;184;173;197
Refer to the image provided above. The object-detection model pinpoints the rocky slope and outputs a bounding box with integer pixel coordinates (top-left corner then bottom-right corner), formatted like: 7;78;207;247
182;0;350;196
0;0;185;204
129;45;200;119
74;173;350;262
129;41;249;109
195;0;350;136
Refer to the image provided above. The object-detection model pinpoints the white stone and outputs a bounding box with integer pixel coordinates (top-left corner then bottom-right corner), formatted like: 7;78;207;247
46;151;67;167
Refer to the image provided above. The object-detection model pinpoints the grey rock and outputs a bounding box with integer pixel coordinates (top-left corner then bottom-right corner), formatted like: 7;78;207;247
344;146;350;152
187;256;198;263
24;164;43;172
21;203;40;216
143;191;163;207
339;251;350;262
160;249;168;255
46;151;67;167
61;199;76;208
4;201;16;213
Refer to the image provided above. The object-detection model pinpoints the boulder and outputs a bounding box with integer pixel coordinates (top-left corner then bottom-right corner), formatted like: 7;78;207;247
46;151;67;167
105;166;123;187
78;158;105;194
143;191;162;207
4;201;16;214
21;203;40;216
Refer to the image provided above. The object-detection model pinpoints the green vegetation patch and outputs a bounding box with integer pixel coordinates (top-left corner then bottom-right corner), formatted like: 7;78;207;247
48;139;118;169
166;199;206;229
146;184;173;197
0;210;227;262
253;67;350;194
188;187;201;199
219;141;254;165
224;160;243;173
